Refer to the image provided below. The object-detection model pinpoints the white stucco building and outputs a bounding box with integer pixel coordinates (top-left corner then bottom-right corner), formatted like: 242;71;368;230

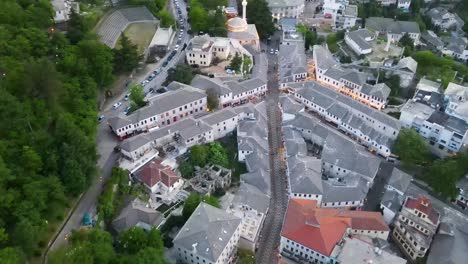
174;203;241;264
108;84;207;139
185;35;252;68
313;45;392;110
267;0;305;21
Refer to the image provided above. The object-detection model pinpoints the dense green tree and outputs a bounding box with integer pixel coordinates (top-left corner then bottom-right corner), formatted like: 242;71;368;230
229;52;243;73
67;8;88;44
393;128;431;165
326;33;339;53
246;0;275;39
157;9;174;27
207;88;220;110
400;33;414;56
189;1;208;33
208;8;228;37
190;145;209;167
208;142;229;168
426;153;468;198
178;161;195;179
114;33;141;74
0;247;24;264
166;64;194;84
78;40;114;87
0;1;119;259
386;75;401;97
118;227;149;255
129;84;146;110
297;26;317;50
134;247;168;264
182;193;219;219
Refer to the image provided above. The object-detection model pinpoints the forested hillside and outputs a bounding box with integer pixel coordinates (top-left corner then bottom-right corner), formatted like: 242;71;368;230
0;0;115;261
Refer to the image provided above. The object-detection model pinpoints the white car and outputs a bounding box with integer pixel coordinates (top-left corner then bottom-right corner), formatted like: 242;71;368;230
174;45;179;51
270;48;274;54
275;49;279;54
112;102;122;109
124;93;130;101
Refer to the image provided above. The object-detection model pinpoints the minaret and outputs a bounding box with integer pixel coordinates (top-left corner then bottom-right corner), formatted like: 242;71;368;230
242;0;247;22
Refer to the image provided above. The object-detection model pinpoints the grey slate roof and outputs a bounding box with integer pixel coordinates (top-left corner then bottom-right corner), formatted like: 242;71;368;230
128;84;206;122
322;176;369;203
173;203;241;263
322;133;380;180
190;75;232;95
341;71;369;86
428;221;468;264
422;31;444;49
291;81;401;130
108;116;133;130
346;29;373;51
387;167;412;193
112;198;164;233
381;189;405;213
239;78;266;90
366;17;420;34
279;41;307;83
241;169;270;195
200;108;237;126
427;111;468;135
279;95;304;115
313;45;338;70
120;135;151;152
287;155;323;194
361;83;391;100
232;183;270;213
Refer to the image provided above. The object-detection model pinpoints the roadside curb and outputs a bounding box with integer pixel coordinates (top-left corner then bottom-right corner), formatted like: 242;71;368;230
42;193;84;264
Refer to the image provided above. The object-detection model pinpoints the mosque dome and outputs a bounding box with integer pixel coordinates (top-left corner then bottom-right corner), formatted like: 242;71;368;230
227;17;248;32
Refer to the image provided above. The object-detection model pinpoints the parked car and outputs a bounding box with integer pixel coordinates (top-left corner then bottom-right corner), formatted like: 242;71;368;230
157;87;168;93
98;115;105;123
112;102;122;109
83;213;92;226
123;106;131;115
162;61;168;67
174;45;179;51
124;93;130;101
275;49;279;55
270;48;274;54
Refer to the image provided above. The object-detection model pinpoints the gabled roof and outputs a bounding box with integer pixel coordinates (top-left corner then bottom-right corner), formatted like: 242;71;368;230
387;167;412;193
108;116;133;130
232;182;270;213
173;203;241;262
366;17;420;34
281;199;389;256
135;159;180;188
190;75;232;95
405;196;440;225
313;45;338;71
346;29;373;51
112;198;164;233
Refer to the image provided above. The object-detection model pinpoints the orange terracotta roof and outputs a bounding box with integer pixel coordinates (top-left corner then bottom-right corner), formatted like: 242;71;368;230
136;159;180;188
281;199;389;257
405;195;439;225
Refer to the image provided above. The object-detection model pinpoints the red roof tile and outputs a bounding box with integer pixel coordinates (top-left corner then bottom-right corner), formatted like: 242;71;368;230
281;199;389;257
405;195;439;225
136;159;180;188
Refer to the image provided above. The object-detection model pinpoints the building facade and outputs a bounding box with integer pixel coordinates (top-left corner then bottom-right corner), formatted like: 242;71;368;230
267;0;305;20
392;196;440;261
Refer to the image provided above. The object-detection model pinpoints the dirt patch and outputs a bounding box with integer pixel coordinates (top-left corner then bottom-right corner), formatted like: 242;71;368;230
116;22;158;54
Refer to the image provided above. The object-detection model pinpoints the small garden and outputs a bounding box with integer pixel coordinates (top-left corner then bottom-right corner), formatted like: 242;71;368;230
178;137;247;184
